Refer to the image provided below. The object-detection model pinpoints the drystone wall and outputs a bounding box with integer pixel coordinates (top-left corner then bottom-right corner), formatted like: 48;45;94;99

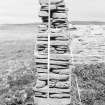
34;0;77;105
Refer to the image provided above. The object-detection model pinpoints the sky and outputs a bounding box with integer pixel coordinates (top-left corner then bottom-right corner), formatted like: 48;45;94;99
0;0;105;24
69;0;105;21
0;0;41;24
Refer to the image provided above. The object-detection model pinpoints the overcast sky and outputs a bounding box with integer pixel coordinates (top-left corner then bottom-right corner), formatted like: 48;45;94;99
70;0;105;21
0;0;105;24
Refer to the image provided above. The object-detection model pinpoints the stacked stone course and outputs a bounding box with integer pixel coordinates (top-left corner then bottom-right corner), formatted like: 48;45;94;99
34;0;80;105
39;0;68;28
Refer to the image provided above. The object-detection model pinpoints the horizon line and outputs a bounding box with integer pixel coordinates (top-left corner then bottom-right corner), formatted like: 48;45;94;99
1;21;105;25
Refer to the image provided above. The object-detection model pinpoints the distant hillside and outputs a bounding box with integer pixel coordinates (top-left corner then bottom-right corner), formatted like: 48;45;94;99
71;21;105;25
0;21;105;30
0;23;40;30
0;23;39;41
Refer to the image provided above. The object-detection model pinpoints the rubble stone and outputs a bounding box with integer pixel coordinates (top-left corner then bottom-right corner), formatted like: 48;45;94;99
39;0;64;5
39;11;48;17
53;12;67;19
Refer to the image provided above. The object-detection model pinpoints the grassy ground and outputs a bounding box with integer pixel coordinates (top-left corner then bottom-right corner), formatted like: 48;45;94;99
0;40;34;73
0;24;38;73
0;24;37;104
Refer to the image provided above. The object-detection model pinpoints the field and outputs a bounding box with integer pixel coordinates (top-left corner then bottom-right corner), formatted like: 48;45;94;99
71;24;105;64
71;24;105;105
0;24;37;73
0;24;38;104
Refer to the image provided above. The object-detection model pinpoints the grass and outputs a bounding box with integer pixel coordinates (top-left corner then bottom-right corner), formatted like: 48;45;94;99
0;39;37;104
0;40;35;72
0;23;38;104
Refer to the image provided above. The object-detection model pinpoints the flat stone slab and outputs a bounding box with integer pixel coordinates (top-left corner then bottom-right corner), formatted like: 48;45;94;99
53;12;67;19
39;0;64;5
35;98;71;105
